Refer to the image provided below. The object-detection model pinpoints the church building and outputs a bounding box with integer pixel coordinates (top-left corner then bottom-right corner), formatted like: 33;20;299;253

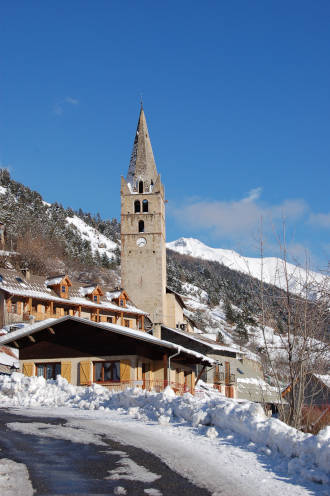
121;106;190;338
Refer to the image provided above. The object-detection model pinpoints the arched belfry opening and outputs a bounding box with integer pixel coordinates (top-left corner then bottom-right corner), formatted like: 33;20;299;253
138;220;144;233
134;200;141;213
138;181;143;193
142;199;148;213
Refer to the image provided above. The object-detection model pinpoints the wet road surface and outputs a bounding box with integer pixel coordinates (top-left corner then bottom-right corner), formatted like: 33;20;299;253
0;409;212;496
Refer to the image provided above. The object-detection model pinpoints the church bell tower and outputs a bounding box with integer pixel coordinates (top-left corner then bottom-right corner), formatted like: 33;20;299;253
121;106;166;332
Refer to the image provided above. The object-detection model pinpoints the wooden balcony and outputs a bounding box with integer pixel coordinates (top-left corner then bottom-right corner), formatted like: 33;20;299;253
214;372;236;385
226;373;236;385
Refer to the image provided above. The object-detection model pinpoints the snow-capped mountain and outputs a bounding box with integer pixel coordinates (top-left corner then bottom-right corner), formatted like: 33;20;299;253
167;237;325;295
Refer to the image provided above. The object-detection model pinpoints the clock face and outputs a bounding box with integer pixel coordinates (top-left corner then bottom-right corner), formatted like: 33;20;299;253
136;237;147;248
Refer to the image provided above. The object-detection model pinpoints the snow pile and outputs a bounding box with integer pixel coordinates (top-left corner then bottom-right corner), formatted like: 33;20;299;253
0;458;34;496
168;237;325;295
0;373;329;484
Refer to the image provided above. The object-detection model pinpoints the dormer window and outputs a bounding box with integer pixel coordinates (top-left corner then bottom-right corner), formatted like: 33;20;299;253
16;277;24;283
119;299;124;307
93;295;98;302
61;285;66;293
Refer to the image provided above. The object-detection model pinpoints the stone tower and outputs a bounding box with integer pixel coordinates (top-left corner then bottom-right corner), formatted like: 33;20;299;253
121;107;166;332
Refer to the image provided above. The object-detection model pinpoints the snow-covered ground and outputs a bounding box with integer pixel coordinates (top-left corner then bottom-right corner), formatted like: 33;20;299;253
0;373;329;494
0;458;34;496
168;237;325;295
66;214;118;259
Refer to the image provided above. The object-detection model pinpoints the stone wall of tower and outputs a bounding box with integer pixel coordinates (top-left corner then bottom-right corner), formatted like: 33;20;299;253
121;178;167;325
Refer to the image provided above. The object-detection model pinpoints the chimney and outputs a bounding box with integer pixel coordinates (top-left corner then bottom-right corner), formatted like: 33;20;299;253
21;268;31;281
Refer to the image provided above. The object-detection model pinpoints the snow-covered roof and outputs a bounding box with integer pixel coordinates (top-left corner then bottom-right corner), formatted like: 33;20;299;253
45;275;66;286
0;268;148;316
314;374;330;389
0;346;19;368
162;325;243;355
105;290;122;300
79;286;97;296
0;316;215;366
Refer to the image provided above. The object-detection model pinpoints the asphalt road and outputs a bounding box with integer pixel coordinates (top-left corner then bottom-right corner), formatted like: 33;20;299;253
0;409;212;496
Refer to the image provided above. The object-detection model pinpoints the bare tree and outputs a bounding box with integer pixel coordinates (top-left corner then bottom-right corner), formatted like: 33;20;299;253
255;221;329;429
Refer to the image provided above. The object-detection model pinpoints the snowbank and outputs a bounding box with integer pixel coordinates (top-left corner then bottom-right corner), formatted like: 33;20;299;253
0;373;329;484
0;458;34;496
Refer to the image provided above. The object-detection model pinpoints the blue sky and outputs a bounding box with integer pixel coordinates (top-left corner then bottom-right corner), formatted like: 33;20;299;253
1;1;329;270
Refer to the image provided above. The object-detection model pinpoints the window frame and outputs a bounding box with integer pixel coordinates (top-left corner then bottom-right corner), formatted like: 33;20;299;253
36;362;61;380
93;360;120;383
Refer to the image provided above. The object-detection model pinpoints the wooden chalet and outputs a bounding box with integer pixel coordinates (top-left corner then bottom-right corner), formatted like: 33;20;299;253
0;316;215;394
0;268;147;331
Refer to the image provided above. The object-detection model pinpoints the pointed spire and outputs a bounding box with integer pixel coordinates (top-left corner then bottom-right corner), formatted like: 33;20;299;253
126;107;158;191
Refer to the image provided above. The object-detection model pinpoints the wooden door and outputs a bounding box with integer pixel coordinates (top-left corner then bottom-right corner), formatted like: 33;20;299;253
142;362;149;389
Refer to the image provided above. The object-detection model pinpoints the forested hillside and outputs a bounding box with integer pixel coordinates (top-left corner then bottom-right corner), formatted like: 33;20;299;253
0;169;120;283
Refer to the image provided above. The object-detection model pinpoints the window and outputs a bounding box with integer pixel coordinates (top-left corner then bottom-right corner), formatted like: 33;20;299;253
16;277;24;283
0;275;2;282
119;298;124;307
61;285;66;293
93;361;120;383
107;316;113;323
142;199;148;213
36;363;61;380
124;319;130;327
134;200;141;213
11;303;18;314
138;181;143;193
93;295;98;302
138;220;144;233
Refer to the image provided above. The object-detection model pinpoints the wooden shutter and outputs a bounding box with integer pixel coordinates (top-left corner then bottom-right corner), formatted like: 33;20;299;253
22;362;34;377
120;360;131;382
61;361;72;383
79;361;92;385
190;371;195;394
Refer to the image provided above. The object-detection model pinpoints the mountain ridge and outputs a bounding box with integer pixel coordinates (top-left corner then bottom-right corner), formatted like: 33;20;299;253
167;237;325;295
